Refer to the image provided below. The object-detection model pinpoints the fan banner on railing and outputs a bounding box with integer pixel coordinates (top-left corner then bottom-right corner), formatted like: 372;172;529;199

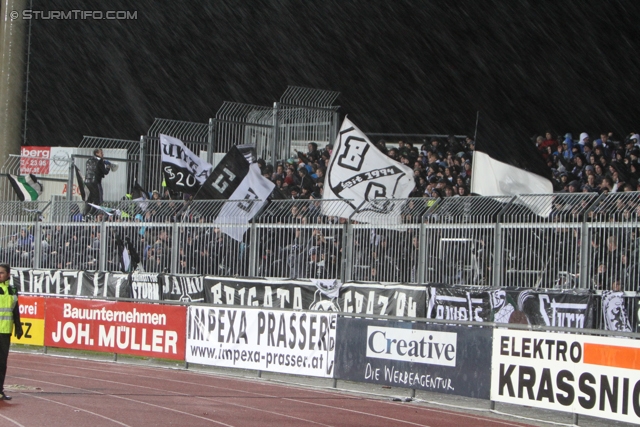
202;277;426;316
334;317;492;399
160;134;213;195
203;277;326;310
601;290;632;332
339;282;426;318
10;269;133;298
323;118;415;222
425;285;595;328
160;274;205;302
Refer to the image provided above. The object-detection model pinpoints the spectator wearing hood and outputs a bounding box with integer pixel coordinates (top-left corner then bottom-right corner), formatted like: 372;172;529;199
577;132;590;153
571;154;586;180
562;133;574;160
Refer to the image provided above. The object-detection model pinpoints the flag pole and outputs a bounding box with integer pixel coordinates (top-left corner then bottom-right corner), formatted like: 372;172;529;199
473;111;480;143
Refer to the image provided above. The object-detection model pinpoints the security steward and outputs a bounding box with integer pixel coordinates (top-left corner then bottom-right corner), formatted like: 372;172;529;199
0;264;23;401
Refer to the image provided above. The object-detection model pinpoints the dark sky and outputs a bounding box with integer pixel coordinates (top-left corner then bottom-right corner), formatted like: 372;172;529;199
23;0;640;148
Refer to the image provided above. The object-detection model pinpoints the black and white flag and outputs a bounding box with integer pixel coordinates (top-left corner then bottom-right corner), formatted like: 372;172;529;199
470;116;553;216
194;145;250;200
214;163;275;242
323;118;415;222
160;134;212;195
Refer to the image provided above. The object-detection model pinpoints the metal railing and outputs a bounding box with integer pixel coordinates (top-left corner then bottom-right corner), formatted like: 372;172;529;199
1;193;637;290
2;193;639;331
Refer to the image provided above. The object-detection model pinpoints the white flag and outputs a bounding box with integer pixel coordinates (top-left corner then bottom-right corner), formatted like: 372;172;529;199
323;118;415;222
214;163;275;242
160;134;213;194
471;151;553;217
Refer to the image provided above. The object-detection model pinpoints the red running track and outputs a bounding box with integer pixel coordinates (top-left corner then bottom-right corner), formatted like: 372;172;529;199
0;352;533;427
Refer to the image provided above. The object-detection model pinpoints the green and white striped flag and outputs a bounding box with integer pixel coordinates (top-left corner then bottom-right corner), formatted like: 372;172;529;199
8;174;43;201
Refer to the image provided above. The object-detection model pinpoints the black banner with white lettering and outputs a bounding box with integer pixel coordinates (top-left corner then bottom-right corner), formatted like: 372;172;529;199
335;317;492;398
161;274;205;302
202;278;425;316
160;134;213;195
339;283;426;318
129;272;162;301
203;277;331;310
426;285;595;328
10;269;132;298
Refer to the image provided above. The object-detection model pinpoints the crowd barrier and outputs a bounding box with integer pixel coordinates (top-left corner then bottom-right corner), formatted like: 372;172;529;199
12;291;640;425
1;192;639;330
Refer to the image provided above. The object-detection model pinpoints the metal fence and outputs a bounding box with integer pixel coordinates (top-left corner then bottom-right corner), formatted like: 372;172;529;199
3;193;640;330
2;193;638;291
2;86;339;202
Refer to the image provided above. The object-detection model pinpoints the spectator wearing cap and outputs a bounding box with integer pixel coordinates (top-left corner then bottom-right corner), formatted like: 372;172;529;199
557;172;571;191
430;188;444;199
289;186;300;199
568;180;581;193
625;134;639;157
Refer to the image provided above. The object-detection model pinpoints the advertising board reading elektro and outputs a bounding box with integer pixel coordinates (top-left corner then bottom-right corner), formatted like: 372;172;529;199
492;329;640;424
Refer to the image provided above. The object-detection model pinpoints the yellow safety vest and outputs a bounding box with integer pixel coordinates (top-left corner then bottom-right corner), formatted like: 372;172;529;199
0;281;17;334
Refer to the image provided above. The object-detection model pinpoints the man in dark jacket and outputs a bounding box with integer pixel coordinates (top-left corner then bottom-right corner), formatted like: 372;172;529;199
83;148;110;217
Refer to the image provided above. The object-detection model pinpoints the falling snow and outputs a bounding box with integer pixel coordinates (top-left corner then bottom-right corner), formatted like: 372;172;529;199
23;0;640;147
